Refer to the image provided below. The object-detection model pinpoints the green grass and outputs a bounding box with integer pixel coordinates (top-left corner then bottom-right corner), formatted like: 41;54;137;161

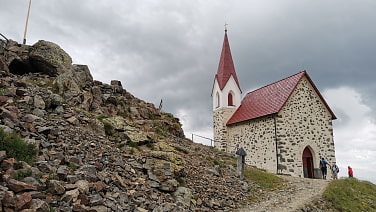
96;114;108;121
0;128;37;165
174;146;189;154
322;178;376;211
103;121;114;136
12;168;32;181
244;167;285;190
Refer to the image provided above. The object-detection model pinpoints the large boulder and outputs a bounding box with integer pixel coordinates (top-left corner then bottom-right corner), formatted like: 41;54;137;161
29;40;72;76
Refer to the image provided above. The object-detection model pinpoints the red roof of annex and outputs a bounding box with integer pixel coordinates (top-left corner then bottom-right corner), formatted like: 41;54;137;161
226;71;337;125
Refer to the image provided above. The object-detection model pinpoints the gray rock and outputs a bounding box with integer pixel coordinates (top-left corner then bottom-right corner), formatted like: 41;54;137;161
32;108;46;117
173;187;193;207
22;177;43;189
50;93;63;107
0;151;6;161
159;179;178;192
57;165;70;180
29;40;72;76
48;180;65;195
89;194;104;206
23;113;43;122
61;188;79;204
34;95;46;109
75;180;89;194
90;206;109;212
30;199;50;212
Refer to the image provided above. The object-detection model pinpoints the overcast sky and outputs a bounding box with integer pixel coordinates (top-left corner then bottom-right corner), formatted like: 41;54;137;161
1;0;375;183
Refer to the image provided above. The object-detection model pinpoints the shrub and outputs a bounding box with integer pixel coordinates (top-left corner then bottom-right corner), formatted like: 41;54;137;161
103;121;114;136
96;114;108;121
12;168;32;181
175;146;189;154
0;128;37;165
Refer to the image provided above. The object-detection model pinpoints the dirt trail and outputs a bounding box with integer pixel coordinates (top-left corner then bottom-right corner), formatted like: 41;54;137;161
238;176;330;212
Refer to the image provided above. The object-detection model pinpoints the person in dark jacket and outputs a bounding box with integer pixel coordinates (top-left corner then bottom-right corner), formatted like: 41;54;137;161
320;158;329;179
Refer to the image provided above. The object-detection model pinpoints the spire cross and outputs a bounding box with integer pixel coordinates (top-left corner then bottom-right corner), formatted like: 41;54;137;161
224;23;228;32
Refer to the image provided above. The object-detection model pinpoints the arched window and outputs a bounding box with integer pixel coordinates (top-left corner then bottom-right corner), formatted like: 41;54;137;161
216;92;220;108
228;92;233;106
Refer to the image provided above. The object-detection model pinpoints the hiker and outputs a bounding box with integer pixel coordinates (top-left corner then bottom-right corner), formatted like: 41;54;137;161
331;162;339;180
319;158;329;179
348;166;353;178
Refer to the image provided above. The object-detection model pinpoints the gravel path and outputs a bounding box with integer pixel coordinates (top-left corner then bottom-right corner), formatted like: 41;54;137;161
238;175;330;212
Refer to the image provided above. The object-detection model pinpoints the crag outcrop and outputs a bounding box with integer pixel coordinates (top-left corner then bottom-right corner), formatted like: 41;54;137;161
0;38;250;212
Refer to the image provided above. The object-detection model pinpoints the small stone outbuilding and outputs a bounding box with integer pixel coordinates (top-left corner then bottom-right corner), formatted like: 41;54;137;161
212;31;336;178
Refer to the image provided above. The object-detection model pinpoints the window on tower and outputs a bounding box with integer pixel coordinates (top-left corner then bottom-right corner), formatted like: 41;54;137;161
216;92;220;108
228;92;233;106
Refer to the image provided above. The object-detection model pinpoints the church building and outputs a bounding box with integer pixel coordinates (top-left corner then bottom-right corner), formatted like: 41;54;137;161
212;30;337;178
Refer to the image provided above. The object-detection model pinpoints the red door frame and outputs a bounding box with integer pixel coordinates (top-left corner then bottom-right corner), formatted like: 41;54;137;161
302;147;314;178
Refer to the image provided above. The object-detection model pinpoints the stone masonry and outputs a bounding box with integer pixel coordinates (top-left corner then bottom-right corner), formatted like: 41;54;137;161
224;76;335;178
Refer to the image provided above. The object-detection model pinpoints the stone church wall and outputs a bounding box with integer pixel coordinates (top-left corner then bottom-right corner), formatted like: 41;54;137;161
221;76;335;178
227;116;277;174
213;107;237;151
276;76;335;177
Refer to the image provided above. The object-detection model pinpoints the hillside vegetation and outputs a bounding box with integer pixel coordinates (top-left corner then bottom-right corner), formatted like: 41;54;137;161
304;178;376;211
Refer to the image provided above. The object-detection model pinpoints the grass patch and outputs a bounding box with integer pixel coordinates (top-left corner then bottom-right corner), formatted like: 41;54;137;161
146;142;154;149
12;168;32;181
177;177;186;186
96;114;108;121
213;160;221;166
117;143;126;149
103;121;114;136
175;146;189;154
244;167;285;190
128;141;139;148
0;128;37;165
323;178;376;211
68;163;77;172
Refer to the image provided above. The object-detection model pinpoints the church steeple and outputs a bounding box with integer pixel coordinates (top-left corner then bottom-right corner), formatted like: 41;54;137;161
215;30;241;92
212;28;242;151
212;29;242;110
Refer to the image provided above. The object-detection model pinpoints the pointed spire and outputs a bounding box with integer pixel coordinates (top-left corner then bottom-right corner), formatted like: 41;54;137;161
215;30;241;91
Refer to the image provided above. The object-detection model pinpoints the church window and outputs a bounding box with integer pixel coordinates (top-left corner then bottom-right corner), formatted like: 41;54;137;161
216;92;220;108
228;92;233;106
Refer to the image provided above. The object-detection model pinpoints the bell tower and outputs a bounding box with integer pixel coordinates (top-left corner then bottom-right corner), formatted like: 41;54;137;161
212;29;242;151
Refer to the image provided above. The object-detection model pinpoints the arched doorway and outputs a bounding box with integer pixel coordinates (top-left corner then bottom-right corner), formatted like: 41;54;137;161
302;147;314;178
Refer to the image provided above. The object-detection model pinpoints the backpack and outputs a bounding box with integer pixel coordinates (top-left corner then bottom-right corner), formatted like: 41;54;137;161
319;160;323;168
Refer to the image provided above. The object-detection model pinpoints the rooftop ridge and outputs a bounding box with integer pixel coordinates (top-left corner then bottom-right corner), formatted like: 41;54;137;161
244;70;306;96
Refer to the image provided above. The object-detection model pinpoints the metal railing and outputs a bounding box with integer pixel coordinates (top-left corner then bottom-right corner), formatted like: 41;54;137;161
190;133;214;147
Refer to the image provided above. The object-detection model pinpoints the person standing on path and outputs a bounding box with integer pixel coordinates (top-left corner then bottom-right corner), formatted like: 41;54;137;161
348;166;353;178
320;158;329;179
331;162;339;180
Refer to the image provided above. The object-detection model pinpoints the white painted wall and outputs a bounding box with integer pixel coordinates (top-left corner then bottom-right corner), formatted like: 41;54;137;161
212;75;241;110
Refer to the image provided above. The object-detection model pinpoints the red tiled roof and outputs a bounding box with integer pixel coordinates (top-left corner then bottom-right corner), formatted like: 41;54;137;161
215;32;241;91
226;71;336;125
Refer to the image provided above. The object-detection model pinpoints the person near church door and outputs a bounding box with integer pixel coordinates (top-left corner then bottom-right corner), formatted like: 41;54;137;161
331;162;339;180
320;158;329;179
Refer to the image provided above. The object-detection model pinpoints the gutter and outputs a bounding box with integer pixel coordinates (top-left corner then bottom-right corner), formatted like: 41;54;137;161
274;115;279;174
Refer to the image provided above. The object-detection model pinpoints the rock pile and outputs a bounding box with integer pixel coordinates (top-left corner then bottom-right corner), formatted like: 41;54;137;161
0;38;251;211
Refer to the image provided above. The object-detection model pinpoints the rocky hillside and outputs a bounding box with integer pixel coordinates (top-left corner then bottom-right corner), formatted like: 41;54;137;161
0;38;250;212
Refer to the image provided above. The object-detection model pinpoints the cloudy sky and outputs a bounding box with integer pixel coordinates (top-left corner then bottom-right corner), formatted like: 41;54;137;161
1;0;375;183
